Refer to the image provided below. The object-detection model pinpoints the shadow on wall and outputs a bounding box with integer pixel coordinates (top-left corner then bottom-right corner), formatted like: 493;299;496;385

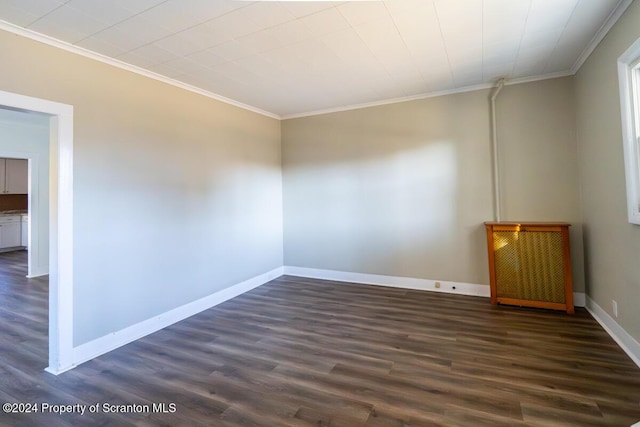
282;92;495;285
283;135;490;283
72;104;283;346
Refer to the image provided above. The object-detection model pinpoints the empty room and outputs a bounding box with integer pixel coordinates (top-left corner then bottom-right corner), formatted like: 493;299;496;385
1;0;640;425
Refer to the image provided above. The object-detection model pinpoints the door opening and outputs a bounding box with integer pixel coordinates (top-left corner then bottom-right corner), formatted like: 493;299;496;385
0;90;74;374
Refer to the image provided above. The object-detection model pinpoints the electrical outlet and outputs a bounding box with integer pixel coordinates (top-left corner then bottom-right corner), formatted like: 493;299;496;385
612;300;618;318
435;281;441;289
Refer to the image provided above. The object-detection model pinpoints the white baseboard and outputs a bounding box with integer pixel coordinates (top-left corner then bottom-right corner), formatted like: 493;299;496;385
71;267;283;369
585;296;640;368
283;266;490;297
64;264;593;372
283;266;587;308
573;292;586;308
26;271;48;278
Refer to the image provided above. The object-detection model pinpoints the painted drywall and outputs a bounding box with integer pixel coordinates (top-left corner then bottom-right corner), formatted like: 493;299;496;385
575;0;640;342
0;30;283;346
496;77;585;293
0;108;49;277
282;77;584;292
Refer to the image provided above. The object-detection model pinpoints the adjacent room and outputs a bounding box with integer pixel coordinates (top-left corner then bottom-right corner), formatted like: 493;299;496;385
0;0;639;425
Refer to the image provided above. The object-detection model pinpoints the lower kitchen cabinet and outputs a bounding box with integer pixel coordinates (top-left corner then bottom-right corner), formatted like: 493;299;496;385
0;216;21;249
21;215;27;247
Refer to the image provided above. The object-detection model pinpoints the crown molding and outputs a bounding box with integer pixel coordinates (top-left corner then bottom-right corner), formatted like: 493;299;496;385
281;71;575;120
0;20;280;120
504;70;574;86
281;84;490;120
571;0;634;74
1;0;627;123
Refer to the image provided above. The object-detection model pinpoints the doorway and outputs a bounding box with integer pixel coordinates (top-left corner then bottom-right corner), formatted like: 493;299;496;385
0;110;49;279
0;90;73;374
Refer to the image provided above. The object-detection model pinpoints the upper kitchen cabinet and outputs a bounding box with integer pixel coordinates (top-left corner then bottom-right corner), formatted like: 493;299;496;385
0;158;27;194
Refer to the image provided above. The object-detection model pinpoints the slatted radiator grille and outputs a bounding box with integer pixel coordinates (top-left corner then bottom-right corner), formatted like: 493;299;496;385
492;230;565;303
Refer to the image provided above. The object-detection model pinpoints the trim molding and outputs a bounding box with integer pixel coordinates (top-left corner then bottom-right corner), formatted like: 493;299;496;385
585;296;640;368
571;0;634;74
283;266;490;298
0;20;279;120
1;0;631;122
4;2;629;123
46;258;591;374
283;266;587;308
505;71;575;87
573;292;586;308
281;71;573;120
0;90;75;376
68;267;283;373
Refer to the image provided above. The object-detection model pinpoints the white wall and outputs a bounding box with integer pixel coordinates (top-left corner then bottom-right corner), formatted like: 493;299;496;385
496;77;584;293
575;0;640;342
282;78;583;292
0;108;49;277
283;90;493;284
0;29;283;347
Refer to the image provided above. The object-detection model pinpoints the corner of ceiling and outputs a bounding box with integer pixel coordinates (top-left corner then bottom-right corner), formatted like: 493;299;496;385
570;0;634;75
0;19;282;120
2;0;633;123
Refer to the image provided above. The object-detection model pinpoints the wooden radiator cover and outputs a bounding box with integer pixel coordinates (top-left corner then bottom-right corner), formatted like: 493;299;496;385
485;222;574;314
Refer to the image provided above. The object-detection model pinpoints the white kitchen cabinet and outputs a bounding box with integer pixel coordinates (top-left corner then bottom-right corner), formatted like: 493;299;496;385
0;216;22;249
21;215;27;247
0;158;28;194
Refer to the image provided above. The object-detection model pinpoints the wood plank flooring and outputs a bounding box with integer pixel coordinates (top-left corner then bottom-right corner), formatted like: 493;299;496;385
1;251;639;426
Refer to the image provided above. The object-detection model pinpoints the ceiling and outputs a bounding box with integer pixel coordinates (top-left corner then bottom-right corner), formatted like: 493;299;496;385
0;0;628;118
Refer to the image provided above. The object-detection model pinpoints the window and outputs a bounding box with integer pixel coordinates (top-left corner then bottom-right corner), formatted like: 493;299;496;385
618;37;640;225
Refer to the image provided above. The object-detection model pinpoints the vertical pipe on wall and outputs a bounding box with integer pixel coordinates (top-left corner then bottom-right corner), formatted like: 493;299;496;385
490;78;505;222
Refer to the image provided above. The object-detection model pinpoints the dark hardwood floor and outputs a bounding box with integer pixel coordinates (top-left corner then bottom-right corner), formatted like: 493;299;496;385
1;251;639;426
